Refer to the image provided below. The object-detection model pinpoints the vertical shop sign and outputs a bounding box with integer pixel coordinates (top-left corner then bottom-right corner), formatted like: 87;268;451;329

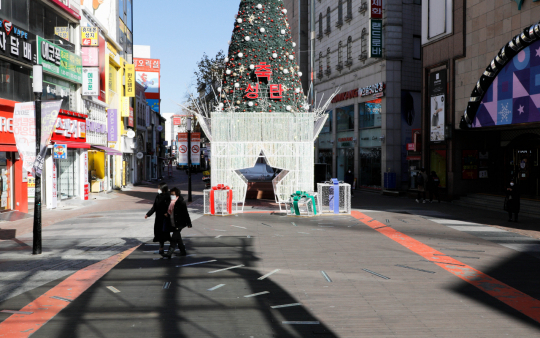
128;107;134;127
81;26;98;46
83;151;89;200
108;109;118;142
125;64;135;97
370;0;383;19
429;70;446;142
51;160;57;209
122;97;130;117
81;47;98;66
370;19;383;58
82;68;99;96
98;35;106;102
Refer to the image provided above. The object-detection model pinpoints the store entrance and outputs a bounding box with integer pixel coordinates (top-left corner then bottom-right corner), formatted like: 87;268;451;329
505;134;540;198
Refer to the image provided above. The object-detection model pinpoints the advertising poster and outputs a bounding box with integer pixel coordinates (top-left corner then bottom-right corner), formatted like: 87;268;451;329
53;144;67;159
147;99;160;113
429;70;446;142
135;58;160;113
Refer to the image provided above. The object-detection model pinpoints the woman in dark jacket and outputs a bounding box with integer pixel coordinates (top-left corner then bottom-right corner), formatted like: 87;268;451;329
163;187;192;258
505;180;521;222
145;182;172;255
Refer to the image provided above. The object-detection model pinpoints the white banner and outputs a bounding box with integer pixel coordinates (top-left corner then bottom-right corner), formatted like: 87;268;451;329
177;133;188;165
13;102;36;173
82;67;99;96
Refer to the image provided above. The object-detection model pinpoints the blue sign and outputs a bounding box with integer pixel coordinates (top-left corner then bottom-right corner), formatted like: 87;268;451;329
53;144;67;159
147;99;160;113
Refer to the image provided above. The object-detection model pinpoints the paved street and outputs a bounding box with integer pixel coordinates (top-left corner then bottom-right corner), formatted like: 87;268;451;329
1;171;540;337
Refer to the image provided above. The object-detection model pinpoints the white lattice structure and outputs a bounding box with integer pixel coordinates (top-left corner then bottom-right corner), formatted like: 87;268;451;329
208;112;319;205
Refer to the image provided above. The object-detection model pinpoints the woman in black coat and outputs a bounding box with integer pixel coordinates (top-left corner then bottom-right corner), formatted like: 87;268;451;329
505;180;521;222
145;182;172;255
163;187;192;258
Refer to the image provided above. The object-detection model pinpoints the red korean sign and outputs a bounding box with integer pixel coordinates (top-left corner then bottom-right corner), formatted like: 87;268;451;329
173;115;184;126
370;0;383;19
407;143;415;151
244;62;283;100
0;110;16;145
128;107;134;127
51;113;87;143
134;58;160;72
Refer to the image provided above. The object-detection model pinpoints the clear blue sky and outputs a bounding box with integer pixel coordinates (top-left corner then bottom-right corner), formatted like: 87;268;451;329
133;0;239;115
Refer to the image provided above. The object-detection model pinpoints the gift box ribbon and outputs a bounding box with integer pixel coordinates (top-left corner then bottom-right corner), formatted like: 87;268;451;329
290;191;317;216
330;179;340;214
210;184;233;215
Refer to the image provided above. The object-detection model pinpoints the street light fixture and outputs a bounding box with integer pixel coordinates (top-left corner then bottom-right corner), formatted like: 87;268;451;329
32;64;43;255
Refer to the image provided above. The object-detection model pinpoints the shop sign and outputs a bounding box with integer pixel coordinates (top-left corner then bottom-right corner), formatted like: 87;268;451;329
338;136;354;148
0;18;37;66
173;115;183;125
359;128;382;148
407;143;415;151
0;112;14;144
49;0;81;20
136;152;144;159
82;68;99;96
360;83;385;97
122;97;130;117
83;150;89;200
81;26;98;46
81;47;98;66
332;89;358;103
54;27;69;40
37;36;82;83
370;0;383;19
370;19;383;58
108;109;118;142
51;160;57;208
53;144;67;159
429;70;446;142
128;107;134;127
53;115;86;140
86;121;107;134
125;64;135;97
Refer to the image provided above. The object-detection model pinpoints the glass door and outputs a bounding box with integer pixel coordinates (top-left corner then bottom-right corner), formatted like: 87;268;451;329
57;150;79;199
0;152;12;211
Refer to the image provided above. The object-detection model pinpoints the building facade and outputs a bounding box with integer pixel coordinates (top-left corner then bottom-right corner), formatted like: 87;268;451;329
308;0;422;190
422;0;540;199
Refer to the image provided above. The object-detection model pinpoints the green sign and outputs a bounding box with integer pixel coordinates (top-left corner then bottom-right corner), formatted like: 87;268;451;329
370;19;383;58
37;36;82;84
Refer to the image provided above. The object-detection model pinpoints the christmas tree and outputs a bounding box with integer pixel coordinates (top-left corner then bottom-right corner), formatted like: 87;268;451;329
219;0;306;113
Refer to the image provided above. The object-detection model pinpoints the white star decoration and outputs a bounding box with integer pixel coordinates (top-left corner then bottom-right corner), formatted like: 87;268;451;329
248;14;255;24
238;65;246;74
518;105;525;115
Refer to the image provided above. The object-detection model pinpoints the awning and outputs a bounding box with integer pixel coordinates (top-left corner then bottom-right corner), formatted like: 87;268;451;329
0;145;18;152
58;141;91;149
91;145;123;156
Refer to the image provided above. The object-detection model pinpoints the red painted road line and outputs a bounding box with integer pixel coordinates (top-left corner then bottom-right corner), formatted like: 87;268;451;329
0;245;139;337
351;211;540;323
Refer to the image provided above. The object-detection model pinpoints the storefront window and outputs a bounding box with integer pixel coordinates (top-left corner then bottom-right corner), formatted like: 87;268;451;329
318;149;333;179
321;110;332;133
42;75;77;111
359;148;381;188
0;61;33;103
57;150;79;200
0;153;12;211
336;105;354;131
359;99;382;128
337;131;354;180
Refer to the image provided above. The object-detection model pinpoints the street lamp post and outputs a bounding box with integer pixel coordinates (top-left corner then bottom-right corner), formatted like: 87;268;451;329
187;116;192;202
32;65;43;255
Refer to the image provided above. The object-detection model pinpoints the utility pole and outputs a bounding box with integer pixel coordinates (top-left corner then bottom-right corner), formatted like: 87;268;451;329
187;116;192;202
310;0;315;107
32;65;43;255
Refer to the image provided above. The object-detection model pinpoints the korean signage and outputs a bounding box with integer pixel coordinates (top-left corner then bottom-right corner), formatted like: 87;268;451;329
125;64;135;97
83;152;89;200
108;109;118;142
53;144;67;159
87;120;107;135
191;133;201;165
128;108;134;127
52;114;86;142
0;111;15;145
37;36;82;83
429;70;446;142
244;63;284;100
82;68;99;96
81;47;98;66
0;18;37;66
360;82;385;97
370;19;383;58
55;27;69;40
81;26;98;46
370;0;383;19
135;58;161;112
173;115;183;126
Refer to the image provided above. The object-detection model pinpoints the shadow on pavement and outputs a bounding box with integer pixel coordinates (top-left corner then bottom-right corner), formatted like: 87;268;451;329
30;236;338;338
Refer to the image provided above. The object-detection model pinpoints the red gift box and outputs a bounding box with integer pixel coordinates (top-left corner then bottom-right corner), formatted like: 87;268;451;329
210;184;233;215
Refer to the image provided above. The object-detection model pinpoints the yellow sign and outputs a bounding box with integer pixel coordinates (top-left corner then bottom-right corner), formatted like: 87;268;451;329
122;161;126;186
122;97;130;117
107;42;118;56
55;27;69;40
125;64;135;97
81;27;99;46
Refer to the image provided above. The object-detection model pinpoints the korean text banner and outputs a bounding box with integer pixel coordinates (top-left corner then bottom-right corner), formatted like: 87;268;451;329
13;100;62;176
82;68;99;96
108;109;118;142
125;64;135;97
0;18;37;66
134;58;160;100
37;36;82;83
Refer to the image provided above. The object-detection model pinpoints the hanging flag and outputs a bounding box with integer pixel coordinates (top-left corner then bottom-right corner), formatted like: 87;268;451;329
13;100;62;177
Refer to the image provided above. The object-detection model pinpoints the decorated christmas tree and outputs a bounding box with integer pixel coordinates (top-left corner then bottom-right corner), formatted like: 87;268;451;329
219;0;306;113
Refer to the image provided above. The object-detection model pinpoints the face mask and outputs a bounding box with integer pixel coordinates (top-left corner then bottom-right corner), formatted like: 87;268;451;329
510;183;514;186
171;195;177;201
158;189;162;194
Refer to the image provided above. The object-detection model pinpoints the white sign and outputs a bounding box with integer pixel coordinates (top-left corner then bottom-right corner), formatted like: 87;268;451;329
359;82;384;97
136;152;144;159
127;129;135;138
55;117;85;139
12;102;36;172
82;68;99;96
51;160;57;209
